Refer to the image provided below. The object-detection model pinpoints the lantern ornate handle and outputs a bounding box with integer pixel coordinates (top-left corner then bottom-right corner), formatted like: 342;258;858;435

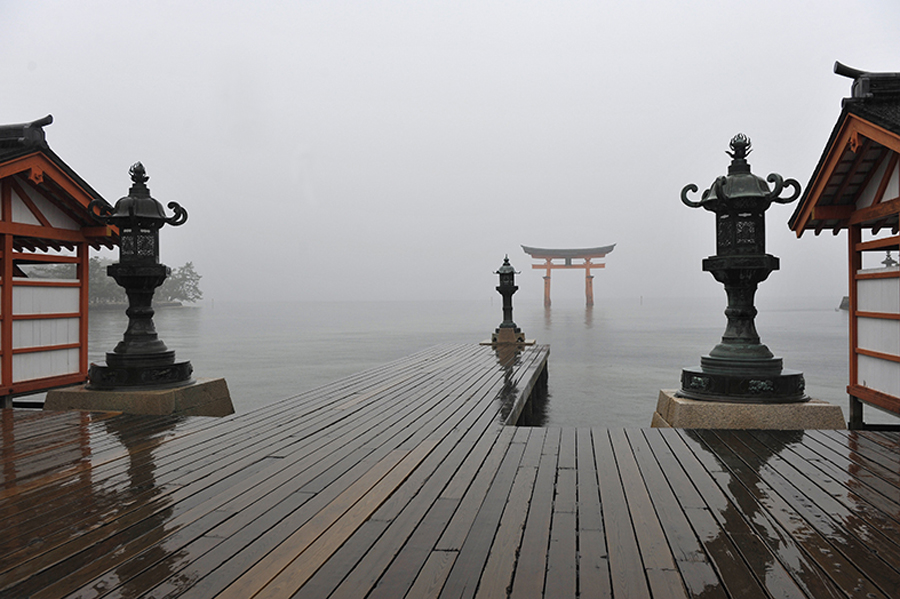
680;183;702;208
712;175;730;203
88;198;115;223
766;173;801;204
165;201;188;226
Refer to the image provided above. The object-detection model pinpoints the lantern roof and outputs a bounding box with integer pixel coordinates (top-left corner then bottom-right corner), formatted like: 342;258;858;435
0;115;117;250
681;134;800;213
789;62;900;236
496;255;517;275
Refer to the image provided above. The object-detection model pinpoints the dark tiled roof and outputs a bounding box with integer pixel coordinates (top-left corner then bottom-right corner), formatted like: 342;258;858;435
0;114;106;202
788;64;900;232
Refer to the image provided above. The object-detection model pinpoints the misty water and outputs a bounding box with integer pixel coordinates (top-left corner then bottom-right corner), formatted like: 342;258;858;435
84;295;865;427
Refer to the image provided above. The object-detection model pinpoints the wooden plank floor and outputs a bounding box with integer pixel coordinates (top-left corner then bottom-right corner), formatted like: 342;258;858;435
3;344;900;597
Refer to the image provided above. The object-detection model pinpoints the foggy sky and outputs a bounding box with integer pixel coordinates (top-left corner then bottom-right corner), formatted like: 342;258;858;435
3;1;899;304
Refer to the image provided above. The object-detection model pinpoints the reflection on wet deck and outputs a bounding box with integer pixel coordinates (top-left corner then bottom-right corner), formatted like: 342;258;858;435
2;344;900;597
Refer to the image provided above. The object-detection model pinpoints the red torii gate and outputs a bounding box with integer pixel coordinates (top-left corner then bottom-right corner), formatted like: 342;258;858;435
522;244;615;307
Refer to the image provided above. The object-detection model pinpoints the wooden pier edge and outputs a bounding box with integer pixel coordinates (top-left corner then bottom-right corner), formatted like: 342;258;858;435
2;343;900;598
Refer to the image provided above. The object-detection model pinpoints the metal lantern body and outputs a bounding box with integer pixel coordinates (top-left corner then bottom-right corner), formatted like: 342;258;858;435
87;163;192;389
679;135;807;403
492;256;525;344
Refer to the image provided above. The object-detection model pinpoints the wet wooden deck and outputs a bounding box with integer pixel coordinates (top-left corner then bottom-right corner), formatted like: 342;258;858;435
2;343;900;597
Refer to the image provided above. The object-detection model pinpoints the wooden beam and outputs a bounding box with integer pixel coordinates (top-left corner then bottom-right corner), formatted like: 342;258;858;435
0;221;90;243
856;311;900;320
848;384;900;414
531;263;606;270
811;205;854;221
12;312;81;321
856;235;900;252
10;252;80;264
848;196;900;225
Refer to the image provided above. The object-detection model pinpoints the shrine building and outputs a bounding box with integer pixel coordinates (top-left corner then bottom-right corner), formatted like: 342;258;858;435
0;116;117;406
789;63;900;428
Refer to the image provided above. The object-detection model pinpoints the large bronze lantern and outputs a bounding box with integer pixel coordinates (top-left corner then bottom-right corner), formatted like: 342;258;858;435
87;163;192;389
492;256;525;344
679;134;806;403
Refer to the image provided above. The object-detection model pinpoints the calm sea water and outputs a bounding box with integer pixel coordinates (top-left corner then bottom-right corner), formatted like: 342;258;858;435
84;295;866;427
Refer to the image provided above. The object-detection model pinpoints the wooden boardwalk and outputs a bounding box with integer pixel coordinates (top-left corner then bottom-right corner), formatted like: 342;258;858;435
2;344;900;597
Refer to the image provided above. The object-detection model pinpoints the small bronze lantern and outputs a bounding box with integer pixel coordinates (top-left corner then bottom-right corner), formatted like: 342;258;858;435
492;256;525;344
679;134;806;403
87;163;192;389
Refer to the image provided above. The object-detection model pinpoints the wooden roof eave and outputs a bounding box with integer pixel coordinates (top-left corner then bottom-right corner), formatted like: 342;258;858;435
0;151;119;247
790;112;900;237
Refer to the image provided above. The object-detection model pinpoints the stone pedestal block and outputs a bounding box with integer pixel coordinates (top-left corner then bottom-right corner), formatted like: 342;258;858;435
44;378;234;417
652;389;845;429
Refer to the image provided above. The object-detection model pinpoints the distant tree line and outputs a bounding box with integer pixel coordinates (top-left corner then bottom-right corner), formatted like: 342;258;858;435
24;257;203;305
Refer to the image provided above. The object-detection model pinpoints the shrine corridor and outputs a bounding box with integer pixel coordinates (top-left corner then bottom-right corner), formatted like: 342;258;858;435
1;344;900;598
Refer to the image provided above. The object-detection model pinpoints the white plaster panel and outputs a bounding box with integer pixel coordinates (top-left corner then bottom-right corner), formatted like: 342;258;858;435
12;318;80;349
857;277;900;313
12;286;79;315
857;317;900;356
20;183;79;230
858;354;900;398
887;162;900;203
856;155;892;210
12;348;79;382
10;188;41;226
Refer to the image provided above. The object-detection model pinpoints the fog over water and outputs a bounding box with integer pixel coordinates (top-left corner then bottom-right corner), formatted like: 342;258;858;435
3;1;900;304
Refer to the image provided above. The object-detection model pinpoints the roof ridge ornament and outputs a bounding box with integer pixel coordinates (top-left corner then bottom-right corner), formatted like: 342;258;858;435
834;61;900;102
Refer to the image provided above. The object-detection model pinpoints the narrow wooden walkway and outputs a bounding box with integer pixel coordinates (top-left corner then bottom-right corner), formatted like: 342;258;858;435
2;343;900;597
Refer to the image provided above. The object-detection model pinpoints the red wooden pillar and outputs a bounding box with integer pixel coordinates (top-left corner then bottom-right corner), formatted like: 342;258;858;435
0;180;11;406
77;243;90;376
585;260;594;306
543;258;552;307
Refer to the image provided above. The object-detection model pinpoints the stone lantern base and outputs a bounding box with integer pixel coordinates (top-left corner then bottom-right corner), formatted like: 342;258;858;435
44;378;234;417
652;390;845;429
679;364;807;403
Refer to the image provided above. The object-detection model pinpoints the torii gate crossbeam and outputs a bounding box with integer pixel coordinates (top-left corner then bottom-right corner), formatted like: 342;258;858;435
521;244;615;307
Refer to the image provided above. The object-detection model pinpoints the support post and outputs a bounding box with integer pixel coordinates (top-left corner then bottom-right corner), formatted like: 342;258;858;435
849;395;863;429
585;260;594;306
543;276;551;307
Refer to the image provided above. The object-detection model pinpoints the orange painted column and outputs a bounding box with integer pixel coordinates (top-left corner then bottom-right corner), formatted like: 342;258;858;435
77;243;90;377
544;259;552;307
0;181;11;403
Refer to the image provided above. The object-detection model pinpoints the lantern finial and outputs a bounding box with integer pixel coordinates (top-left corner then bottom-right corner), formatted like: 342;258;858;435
128;162;150;197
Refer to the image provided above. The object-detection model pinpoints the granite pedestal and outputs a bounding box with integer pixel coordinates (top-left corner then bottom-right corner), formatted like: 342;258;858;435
652;389;846;429
44;378;234;417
